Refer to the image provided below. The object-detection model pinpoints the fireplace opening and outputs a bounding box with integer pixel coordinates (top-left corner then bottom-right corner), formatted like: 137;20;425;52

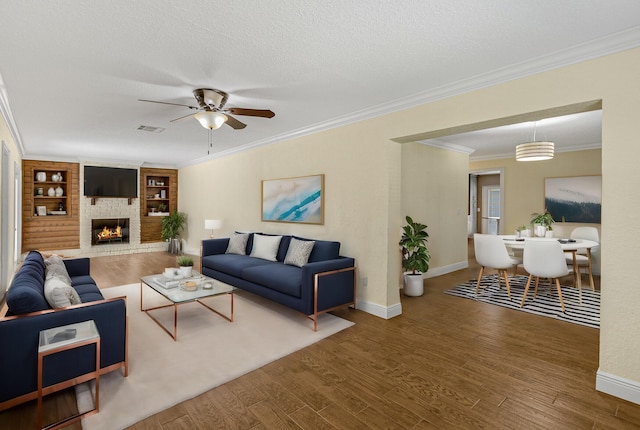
91;218;130;246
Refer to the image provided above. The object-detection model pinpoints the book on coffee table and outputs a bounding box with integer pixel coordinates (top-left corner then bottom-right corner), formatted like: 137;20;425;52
153;276;180;289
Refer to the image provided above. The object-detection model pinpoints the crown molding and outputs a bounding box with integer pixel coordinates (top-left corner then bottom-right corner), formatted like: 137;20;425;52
182;27;639;168
7;27;639;168
418;139;476;154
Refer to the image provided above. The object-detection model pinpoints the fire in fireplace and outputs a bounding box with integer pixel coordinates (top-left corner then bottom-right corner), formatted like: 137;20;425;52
91;218;130;246
98;225;122;240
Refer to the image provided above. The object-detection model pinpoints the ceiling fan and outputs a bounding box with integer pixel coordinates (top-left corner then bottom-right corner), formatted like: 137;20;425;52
139;88;275;130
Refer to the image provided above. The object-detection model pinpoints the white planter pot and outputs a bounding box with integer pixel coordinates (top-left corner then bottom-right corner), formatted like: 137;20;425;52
178;266;193;277
404;274;424;296
534;225;547;237
545;230;554;238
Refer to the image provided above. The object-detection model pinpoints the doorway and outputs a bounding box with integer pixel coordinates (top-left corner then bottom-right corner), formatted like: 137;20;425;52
468;169;504;236
482;185;501;234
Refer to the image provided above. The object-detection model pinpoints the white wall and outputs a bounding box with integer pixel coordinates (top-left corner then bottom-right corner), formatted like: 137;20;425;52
0;115;21;300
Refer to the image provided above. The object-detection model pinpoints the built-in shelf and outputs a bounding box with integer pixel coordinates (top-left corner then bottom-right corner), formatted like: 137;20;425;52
140;168;178;243
22;160;80;252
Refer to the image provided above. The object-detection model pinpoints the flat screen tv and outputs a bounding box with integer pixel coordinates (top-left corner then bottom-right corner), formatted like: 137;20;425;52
83;166;138;198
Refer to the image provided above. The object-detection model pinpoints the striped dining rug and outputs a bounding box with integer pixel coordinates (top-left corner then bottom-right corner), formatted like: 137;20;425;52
444;274;600;329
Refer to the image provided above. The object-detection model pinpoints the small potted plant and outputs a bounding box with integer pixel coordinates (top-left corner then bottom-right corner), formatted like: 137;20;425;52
399;216;430;297
530;210;555;237
176;256;194;277
516;225;528;238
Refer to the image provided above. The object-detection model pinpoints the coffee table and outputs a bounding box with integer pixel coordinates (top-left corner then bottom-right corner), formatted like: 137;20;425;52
140;273;235;341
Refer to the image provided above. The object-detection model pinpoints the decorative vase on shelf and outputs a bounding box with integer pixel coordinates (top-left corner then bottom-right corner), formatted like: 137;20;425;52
36;188;44;196
36;172;46;182
51;172;60;182
47;187;55;197
55;186;63;197
57;172;63;182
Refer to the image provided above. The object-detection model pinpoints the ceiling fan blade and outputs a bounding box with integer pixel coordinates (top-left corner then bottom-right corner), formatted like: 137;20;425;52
224;115;247;129
226;108;275;118
169;112;195;123
139;99;199;110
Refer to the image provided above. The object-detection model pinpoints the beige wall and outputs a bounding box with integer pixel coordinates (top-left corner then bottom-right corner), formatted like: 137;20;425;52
180;47;640;396
470;149;602;274
470;149;602;236
0;112;22;299
180;121;402;312
401;143;469;276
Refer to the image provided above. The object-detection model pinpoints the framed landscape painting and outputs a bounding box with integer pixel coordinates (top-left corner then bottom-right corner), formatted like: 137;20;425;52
261;174;324;224
544;175;601;223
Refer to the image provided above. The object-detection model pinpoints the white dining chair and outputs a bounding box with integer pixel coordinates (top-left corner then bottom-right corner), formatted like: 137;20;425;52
473;233;522;298
521;240;570;311
565;226;599;291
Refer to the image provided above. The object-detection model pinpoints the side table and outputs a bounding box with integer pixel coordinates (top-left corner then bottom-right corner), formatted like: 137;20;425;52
38;320;101;429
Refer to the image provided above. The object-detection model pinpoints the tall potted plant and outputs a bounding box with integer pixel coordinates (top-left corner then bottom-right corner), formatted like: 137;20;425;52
161;210;187;254
399;215;430;296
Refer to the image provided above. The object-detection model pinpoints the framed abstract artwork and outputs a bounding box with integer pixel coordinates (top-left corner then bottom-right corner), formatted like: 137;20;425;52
544;175;601;223
261;174;324;224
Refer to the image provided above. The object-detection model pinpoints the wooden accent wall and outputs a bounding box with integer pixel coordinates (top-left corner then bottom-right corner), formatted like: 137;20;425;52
140;167;178;243
22;160;80;252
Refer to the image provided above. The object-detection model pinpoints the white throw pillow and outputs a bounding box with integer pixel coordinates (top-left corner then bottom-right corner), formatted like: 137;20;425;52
44;277;81;308
225;233;249;255
284;238;315;267
44;254;72;284
250;235;282;261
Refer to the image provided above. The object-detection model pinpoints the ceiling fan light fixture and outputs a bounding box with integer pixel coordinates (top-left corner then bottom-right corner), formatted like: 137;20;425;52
194;111;228;130
515;141;555;161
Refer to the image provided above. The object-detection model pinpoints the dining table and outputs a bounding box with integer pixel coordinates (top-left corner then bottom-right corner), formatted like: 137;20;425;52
500;235;599;302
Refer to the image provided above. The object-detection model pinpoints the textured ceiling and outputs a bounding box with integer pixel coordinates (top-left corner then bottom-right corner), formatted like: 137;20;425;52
0;1;639;167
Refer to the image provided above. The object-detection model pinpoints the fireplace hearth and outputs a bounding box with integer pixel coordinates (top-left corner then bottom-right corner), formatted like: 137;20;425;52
91;218;130;246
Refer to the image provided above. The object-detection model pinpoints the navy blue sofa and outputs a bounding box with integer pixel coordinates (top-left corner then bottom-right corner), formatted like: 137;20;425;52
201;234;356;330
0;251;128;411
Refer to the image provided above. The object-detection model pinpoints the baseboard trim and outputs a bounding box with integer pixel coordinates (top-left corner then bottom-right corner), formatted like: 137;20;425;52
356;300;402;319
424;261;469;278
596;370;640;405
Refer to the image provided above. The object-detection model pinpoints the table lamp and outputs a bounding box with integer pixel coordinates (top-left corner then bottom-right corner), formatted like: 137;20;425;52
204;219;222;238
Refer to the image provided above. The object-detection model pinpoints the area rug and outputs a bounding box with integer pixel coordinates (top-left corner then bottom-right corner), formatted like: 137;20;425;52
77;283;354;430
444;274;600;329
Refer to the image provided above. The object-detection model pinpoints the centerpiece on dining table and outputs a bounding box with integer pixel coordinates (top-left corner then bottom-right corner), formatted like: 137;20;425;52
530;210;555;237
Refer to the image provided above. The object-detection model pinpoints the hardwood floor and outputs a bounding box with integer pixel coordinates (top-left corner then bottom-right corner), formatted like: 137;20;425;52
2;245;639;429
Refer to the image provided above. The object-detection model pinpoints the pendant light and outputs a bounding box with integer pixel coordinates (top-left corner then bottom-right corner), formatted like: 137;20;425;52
515;122;554;161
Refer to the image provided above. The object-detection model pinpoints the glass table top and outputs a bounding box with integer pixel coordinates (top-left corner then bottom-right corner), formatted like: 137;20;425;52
141;273;235;304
